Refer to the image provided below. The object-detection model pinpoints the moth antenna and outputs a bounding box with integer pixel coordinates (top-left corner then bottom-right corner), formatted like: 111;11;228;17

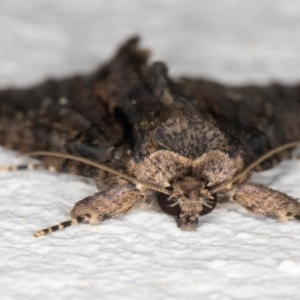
211;141;300;194
34;215;89;237
24;151;172;196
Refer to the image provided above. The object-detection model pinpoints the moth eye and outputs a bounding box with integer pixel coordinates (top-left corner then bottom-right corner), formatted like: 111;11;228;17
200;194;218;216
157;192;180;217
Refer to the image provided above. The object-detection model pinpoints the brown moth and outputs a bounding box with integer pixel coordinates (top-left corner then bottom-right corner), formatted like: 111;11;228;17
1;37;300;237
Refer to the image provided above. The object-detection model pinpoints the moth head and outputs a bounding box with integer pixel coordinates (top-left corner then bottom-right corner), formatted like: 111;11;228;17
158;177;217;231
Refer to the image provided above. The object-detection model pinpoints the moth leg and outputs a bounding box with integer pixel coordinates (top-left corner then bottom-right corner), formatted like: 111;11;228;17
232;182;300;221
34;184;143;237
0;163;56;173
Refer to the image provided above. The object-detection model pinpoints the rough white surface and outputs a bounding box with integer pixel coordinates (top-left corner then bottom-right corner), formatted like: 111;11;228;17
1;1;300;299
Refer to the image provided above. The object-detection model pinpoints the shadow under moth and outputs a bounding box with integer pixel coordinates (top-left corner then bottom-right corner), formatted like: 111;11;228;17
1;37;300;237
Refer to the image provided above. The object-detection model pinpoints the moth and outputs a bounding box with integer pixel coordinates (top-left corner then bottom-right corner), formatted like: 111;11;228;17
1;36;300;237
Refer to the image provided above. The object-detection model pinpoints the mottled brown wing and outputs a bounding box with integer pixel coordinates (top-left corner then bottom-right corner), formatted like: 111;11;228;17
0;37;164;174
2;36;299;175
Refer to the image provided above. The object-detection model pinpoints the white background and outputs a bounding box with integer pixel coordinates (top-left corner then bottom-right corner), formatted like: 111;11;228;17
1;1;300;299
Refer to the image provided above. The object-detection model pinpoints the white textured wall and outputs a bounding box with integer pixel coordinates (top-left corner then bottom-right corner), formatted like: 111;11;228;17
1;1;300;299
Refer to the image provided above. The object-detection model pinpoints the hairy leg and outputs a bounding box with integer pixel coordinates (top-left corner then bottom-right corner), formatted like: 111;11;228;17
233;182;300;221
35;183;143;236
